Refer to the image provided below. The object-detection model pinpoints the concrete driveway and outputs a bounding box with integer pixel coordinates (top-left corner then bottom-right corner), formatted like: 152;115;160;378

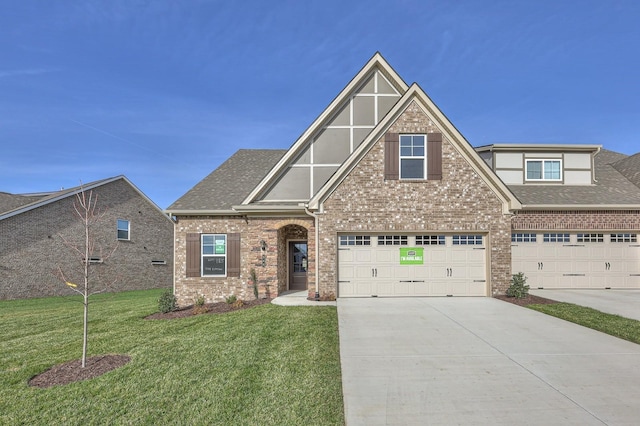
530;289;640;321
338;297;640;425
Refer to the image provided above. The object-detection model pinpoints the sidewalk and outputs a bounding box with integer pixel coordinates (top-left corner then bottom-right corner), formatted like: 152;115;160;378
271;290;337;306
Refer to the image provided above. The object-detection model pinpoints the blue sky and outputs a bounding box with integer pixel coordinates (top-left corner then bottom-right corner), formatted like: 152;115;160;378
1;1;639;209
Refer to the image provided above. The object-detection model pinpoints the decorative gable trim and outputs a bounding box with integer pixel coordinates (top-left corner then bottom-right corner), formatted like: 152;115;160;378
241;52;409;205
308;84;522;214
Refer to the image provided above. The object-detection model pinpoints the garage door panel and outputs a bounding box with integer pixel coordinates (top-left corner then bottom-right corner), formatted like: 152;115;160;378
338;234;487;297
512;232;640;289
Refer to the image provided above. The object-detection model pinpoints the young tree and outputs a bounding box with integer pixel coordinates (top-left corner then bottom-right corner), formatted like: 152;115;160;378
56;186;117;368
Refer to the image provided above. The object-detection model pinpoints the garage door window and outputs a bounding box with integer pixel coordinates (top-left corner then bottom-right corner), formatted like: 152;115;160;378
577;233;604;243
378;235;408;246
512;233;536;242
340;235;371;246
543;233;570;243
453;235;483;245
416;235;445;245
611;233;637;243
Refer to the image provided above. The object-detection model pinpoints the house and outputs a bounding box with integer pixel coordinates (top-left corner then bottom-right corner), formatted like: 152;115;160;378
0;176;174;300
166;53;640;305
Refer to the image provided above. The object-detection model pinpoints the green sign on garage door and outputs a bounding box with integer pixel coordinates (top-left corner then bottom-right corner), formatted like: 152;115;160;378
400;247;424;265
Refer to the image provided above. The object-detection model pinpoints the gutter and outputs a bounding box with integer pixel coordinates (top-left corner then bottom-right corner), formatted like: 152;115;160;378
304;205;321;301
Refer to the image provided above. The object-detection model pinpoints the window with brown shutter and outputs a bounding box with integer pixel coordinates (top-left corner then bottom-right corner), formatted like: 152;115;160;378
186;232;241;278
427;133;442;180
227;233;240;277
384;132;399;180
186;233;200;277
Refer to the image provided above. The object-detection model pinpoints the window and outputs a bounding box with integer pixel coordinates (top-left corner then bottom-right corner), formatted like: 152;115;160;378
611;233;637;243
577;233;603;243
339;235;371;246
543;233;570;243
453;235;483;245
511;233;537;243
525;160;562;181
202;234;226;276
378;235;408;246
117;219;130;240
399;135;426;179
415;235;445;245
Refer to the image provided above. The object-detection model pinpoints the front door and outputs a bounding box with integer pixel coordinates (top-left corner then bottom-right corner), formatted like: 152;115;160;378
289;242;308;290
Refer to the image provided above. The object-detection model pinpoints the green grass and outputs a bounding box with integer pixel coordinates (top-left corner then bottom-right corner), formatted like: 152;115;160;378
0;289;344;425
529;302;640;345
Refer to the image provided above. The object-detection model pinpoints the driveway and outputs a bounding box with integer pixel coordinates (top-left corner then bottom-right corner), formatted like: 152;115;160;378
530;289;640;321
338;297;640;425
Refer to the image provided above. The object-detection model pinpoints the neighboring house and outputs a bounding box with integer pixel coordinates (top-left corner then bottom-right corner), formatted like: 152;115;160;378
0;176;174;300
166;53;640;305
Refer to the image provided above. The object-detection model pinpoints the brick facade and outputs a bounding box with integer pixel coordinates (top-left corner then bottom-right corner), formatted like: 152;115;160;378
512;210;640;231
0;179;174;300
318;101;514;296
173;215;314;306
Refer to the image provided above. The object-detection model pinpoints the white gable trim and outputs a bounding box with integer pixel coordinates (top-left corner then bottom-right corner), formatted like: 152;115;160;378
241;52;409;205
308;84;522;214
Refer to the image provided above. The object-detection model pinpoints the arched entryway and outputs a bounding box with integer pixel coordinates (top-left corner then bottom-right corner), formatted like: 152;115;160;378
277;224;308;293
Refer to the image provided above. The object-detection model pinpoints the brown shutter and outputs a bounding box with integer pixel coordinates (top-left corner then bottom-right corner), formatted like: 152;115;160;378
427;133;442;180
227;233;241;277
186;233;200;277
384;132;399;180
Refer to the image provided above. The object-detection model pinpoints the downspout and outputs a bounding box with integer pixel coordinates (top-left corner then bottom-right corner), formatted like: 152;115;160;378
304;206;320;301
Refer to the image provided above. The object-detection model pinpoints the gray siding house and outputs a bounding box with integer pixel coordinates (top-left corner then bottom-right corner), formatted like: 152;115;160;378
0;176;174;300
167;53;640;305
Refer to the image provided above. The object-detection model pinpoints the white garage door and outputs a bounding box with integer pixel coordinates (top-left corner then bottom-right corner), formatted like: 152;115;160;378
338;234;487;297
512;232;640;289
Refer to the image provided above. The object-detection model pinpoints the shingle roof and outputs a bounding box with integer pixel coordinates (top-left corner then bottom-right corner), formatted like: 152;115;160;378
167;149;287;211
509;149;640;206
612;152;640;189
0;192;45;215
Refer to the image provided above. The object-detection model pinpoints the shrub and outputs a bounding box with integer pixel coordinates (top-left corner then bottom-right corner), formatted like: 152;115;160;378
158;290;177;313
192;294;207;315
195;295;205;307
506;272;530;299
225;294;237;304
231;299;244;309
250;268;259;300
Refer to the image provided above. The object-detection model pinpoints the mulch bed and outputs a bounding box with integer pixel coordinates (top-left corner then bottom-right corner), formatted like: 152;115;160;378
145;298;272;320
29;355;131;388
494;293;559;307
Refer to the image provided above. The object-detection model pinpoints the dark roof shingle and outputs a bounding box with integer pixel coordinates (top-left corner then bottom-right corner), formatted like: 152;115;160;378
509;149;640;206
167;149;286;211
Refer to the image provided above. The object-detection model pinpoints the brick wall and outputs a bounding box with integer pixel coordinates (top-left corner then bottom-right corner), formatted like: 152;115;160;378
0;179;174;300
513;210;640;231
173;216;314;306
318;101;514;296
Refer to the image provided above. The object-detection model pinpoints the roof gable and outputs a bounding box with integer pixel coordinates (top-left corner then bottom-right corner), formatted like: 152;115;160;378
242;53;409;205
0;176;170;222
309;84;521;214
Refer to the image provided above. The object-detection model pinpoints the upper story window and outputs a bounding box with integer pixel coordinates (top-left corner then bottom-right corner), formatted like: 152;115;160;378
526;159;562;181
117;219;130;240
400;135;426;179
202;234;226;276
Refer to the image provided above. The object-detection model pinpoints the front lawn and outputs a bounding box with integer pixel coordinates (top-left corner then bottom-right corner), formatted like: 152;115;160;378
529;302;640;345
0;289;344;425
